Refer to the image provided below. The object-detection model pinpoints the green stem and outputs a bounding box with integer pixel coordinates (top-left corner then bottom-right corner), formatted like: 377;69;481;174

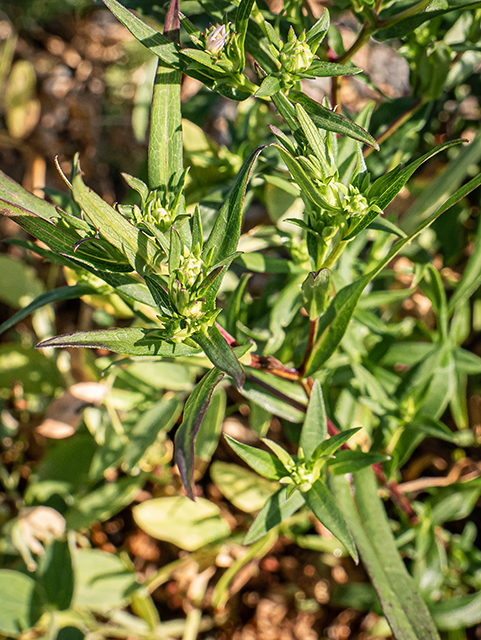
376;0;433;28
364;98;425;158
324;237;347;269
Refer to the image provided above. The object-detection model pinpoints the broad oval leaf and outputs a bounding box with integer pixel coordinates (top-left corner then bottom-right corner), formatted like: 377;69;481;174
134;496;230;550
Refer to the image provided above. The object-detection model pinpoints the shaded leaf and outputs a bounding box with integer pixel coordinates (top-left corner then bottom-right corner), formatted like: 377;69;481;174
203;146;264;266
331;469;441;640
174;367;225;499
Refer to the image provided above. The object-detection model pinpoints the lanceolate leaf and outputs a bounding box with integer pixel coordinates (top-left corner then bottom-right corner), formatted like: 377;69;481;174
72;164;164;274
376;0;481;41
298;61;361;78
299;380;327;462
148;61;184;200
244;487;305;545
174;367;225;499
0;284;95;336
0;199;132;273
304;480;358;562
203;146;264;265
224;435;287;480
331;469;441;640
235;0;256;69
448;211;481;313
193;324;245;389
370;140;466;210
305;171;481;376
272;145;323;207
0;169;58;220
102;0;181;69
255;75;282;98
36;328;201;357
289;91;379;150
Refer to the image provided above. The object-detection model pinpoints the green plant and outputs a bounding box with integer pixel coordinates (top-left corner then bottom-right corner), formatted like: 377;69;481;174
1;0;481;638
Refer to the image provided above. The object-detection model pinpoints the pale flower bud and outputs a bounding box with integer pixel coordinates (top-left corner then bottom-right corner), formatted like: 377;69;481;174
206;24;229;56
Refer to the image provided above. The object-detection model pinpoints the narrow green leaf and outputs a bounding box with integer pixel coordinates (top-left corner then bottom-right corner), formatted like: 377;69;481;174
368;139;465;210
367;217;406;238
102;0;181;68
0;169;58;220
306;9;330;50
419;264;448;339
295;103;330;176
243;487;305;545
304;480;358;562
262;438;295;469
0;198;133;273
225;273;250;338
331;469;441;640
143;275;173;315
298;61;361;78
305;170;481;376
121;173;149;203
312;427;361;460
0;284;94;336
224;435;287;480
430;590;481;631
255;75;282;97
344;138;468;241
235;0;256;70
329;450;390;475
36;328;201;357
148;67;184;204
174;367;225;499
376;0;481;40
203;146;264;265
182;49;226;76
299;380;327;462
448;212;481;312
193;324;245;388
289;91;379;150
72;165;163;274
273;145;323;207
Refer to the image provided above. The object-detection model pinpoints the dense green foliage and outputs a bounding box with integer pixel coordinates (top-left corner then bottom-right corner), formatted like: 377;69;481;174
1;0;481;638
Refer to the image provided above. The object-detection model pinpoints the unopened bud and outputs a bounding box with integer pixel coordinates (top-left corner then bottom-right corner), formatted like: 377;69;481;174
280;28;314;74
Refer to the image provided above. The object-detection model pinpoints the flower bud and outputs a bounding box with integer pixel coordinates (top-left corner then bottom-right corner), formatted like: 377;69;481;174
179;253;203;287
146;198;172;231
280;28;315;74
205;24;229;56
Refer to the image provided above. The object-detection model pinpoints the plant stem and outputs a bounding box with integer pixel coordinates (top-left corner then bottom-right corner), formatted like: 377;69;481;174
337;23;371;65
324;236;347;269
376;0;433;28
298;318;318;377
247;374;307;412
364;98;424;158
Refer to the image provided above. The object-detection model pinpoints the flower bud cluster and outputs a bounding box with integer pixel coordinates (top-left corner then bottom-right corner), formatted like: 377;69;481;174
157;243;222;344
279;28;315;75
